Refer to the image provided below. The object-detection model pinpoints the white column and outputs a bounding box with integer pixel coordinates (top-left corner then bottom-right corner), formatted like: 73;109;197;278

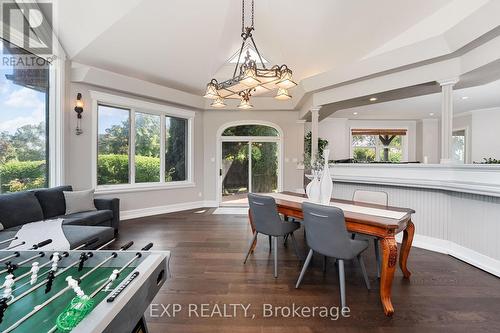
438;78;459;164
310;107;321;162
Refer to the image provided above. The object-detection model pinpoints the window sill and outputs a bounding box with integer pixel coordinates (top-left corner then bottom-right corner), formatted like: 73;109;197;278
95;181;196;195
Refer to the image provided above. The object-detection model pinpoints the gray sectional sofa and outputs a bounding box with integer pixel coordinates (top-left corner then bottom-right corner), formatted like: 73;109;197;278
0;186;119;249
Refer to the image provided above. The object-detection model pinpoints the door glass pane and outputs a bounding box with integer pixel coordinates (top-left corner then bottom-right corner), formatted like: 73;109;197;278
0;39;50;193
135;112;161;183
165;116;187;182
222;142;249;203
97;105;130;185
251;142;278;193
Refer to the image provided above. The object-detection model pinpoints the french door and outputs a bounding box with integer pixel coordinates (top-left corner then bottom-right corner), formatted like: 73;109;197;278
220;139;280;206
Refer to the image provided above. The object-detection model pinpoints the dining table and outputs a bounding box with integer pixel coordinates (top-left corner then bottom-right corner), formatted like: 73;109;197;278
247;191;416;317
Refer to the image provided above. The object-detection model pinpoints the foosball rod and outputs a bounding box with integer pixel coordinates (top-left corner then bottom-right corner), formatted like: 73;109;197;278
8;253;69;292
7;241;134;307
0;237;18;246
0;252;45;275
91;243;153;298
2;242;135;333
0;239;52;264
9;238;100;292
3;239;52;252
46;243;154;333
96;238;116;250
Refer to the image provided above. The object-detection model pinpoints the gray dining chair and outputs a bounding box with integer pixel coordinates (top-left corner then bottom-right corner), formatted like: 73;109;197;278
352;190;388;278
296;202;370;309
244;194;301;278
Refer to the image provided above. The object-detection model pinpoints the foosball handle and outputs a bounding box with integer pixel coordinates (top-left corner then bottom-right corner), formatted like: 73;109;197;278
33;239;53;249
141;243;154;251
120;241;134;251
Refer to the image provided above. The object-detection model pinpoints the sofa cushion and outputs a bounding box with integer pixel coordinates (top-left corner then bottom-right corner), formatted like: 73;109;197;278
62;225;114;249
63;189;96;215
33;186;73;219
61;210;113;227
0;192;44;229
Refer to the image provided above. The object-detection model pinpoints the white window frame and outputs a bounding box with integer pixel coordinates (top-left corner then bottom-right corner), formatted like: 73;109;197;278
90;91;195;194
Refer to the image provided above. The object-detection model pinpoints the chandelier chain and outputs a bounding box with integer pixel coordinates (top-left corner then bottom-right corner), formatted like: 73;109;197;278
251;0;254;28
242;0;245;33
242;0;255;32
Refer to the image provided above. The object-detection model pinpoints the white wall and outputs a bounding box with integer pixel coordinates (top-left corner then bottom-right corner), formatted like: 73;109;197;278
471;108;500;163
202;111;305;201
318;118;417;161
67;82;206;212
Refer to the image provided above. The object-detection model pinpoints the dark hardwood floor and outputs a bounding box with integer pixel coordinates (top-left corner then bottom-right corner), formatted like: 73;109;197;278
111;208;500;333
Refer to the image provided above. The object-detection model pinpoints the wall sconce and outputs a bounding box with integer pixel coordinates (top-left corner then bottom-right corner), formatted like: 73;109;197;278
74;93;84;135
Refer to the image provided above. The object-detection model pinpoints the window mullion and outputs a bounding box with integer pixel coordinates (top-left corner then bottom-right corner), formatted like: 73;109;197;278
160;115;166;183
130;109;136;184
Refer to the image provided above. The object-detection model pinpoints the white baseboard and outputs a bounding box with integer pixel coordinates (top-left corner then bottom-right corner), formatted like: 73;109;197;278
121;200;218;220
396;233;500;277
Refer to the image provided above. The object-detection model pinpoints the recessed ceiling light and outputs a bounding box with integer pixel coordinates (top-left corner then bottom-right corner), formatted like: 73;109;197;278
353;112;358;115
369;97;378;102
429;113;434;116
462;96;469;100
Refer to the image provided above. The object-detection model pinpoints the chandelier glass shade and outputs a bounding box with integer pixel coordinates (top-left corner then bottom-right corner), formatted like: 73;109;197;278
204;0;297;109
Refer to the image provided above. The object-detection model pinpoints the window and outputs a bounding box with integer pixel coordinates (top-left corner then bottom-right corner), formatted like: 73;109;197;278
351;129;406;163
0;39;50;193
165;116;187;181
222;124;278;137
97;105;130;185
93;92;194;190
136;113;161;183
452;129;466;163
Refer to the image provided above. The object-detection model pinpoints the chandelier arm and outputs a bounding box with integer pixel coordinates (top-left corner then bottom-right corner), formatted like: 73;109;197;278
249;36;266;69
233;39;247;79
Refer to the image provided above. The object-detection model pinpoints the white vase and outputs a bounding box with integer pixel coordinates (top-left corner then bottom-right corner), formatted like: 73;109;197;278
319;149;333;205
307;171;321;203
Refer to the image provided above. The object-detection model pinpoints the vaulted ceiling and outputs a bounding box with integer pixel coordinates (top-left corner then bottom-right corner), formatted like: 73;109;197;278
55;0;469;95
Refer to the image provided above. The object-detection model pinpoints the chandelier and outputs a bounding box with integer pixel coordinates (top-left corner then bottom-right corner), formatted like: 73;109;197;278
203;0;297;109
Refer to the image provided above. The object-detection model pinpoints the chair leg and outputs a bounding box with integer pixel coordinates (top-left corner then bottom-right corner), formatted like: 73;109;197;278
357;254;371;290
273;236;278;278
289;232;302;260
296;249;313;288
244;232;258;264
374;239;381;278
283;233;289;247
338;259;346;309
268;235;272;252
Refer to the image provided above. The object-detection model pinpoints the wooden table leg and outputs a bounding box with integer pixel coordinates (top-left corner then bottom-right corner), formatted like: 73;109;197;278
399;220;415;278
380;236;398;316
248;209;257;253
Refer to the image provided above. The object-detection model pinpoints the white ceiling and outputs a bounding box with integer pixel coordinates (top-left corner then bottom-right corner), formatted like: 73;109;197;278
54;0;459;94
330;78;500;120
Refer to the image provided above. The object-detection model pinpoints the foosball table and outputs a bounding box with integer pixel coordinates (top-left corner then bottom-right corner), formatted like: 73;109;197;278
0;241;169;333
